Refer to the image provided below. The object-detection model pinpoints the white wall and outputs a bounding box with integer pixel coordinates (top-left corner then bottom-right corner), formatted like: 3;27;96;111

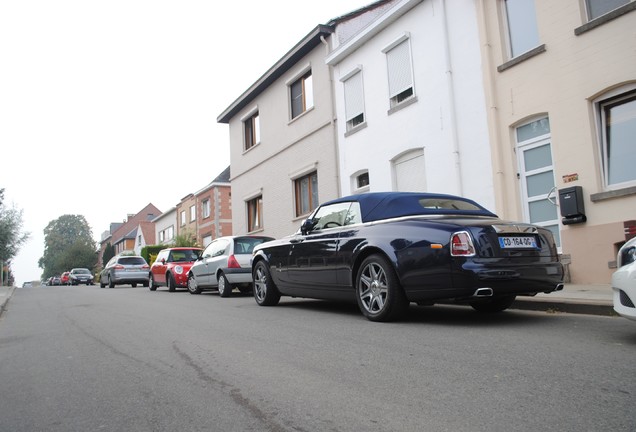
329;0;494;211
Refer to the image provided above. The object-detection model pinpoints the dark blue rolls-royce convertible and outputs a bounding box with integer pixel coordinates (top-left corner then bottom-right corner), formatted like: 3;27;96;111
251;192;564;321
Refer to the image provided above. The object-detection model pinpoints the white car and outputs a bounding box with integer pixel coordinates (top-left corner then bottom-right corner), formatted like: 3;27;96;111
612;237;636;321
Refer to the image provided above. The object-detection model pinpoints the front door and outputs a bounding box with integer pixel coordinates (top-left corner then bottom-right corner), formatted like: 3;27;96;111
516;117;560;248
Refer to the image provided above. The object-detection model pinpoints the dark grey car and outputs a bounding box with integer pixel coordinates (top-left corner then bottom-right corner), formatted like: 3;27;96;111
100;255;150;288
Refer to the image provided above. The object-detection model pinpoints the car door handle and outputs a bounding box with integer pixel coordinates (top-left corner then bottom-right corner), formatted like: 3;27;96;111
289;237;304;244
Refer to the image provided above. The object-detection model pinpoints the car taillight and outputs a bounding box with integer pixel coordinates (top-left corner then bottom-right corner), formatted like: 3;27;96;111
114;265;125;270
450;231;476;256
227;255;241;268
142;264;150;269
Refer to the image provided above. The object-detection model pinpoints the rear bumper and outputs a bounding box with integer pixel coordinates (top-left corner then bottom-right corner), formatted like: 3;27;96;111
405;259;564;303
112;271;149;284
223;268;252;285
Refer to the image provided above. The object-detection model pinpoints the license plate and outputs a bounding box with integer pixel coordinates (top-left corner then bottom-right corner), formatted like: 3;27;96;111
498;236;538;249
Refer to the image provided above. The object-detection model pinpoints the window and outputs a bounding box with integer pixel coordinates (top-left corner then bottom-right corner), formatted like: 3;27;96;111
294;171;319;217
384;37;414;108
357;172;370;189
343;70;365;131
202;199;211;219
159;231;165;242
247;195;263;232
244;111;260;150
599;89;636;187
309;202;362;231
503;0;540;58
190;205;196;222
585;0;630;20
180;211;186;227
290;71;313;119
137;235;141;246
166;226;174;241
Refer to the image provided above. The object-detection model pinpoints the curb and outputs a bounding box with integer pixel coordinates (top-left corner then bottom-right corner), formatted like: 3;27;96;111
0;286;15;318
511;297;616;317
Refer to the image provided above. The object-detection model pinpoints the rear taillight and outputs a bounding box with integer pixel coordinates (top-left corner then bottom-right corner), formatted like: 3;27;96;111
114;265;125;270
227;255;241;268
142;264;149;269
450;231;476;257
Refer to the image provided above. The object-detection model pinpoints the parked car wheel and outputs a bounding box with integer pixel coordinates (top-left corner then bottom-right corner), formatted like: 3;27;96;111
253;261;280;306
356;254;409;322
149;275;157;291
218;273;232;298
470;295;516;313
100;280;106;288
108;276;115;288
167;273;176;292
187;274;202;294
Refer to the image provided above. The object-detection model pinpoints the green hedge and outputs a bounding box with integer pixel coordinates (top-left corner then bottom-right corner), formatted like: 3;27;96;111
142;245;168;267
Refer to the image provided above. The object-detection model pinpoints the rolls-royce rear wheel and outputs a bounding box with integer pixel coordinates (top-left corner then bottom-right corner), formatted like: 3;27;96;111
356;254;408;322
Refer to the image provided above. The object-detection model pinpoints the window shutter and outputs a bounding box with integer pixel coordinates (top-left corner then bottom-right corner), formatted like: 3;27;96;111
344;71;364;121
386;40;413;98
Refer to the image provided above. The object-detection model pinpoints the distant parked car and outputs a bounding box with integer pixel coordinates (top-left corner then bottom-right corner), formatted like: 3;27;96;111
612;237;636;321
100;254;150;288
69;268;94;285
187;236;274;296
51;275;61;286
149;247;203;292
251;192;565;322
60;272;71;285
21;282;32;288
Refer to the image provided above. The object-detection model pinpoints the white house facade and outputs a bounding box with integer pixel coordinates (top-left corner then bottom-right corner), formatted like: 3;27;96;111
153;207;176;246
326;0;495;210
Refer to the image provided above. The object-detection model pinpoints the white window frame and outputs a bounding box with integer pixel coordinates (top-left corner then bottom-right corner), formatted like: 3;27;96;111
382;33;415;109
341;66;365;132
287;64;314;120
202;199;211;219
180;211;186;227
584;0;631;21
241;107;260;151
190;205;196;222
594;84;636;190
502;0;540;59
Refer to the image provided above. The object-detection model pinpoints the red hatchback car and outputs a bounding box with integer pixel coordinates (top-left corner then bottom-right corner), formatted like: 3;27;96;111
60;272;70;285
149;247;203;292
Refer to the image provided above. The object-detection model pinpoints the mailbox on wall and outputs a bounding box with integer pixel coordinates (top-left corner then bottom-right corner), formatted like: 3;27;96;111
559;186;586;225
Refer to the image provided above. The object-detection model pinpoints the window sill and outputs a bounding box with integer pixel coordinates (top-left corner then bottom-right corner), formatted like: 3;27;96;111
247;228;265;234
497;44;546;72
575;2;636;36
387;95;418;116
288;106;314;125
590;185;636;202
242;142;260;155
344;121;367;137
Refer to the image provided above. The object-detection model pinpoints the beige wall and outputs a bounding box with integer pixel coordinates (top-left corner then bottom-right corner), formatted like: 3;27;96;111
477;1;636;283
227;43;340;238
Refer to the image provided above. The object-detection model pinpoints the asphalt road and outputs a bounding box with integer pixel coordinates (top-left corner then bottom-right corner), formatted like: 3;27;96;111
1;285;634;432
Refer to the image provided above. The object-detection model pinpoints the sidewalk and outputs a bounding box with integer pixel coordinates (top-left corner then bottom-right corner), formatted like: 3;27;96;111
0;285;16;317
511;283;615;316
0;283;617;317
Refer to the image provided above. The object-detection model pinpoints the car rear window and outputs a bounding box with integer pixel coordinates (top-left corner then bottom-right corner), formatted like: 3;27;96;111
118;257;147;266
418;198;483;212
234;237;273;254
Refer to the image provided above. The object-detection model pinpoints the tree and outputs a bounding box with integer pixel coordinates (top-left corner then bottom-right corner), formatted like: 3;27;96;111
39;214;97;278
173;229;200;247
0;189;30;284
102;242;115;267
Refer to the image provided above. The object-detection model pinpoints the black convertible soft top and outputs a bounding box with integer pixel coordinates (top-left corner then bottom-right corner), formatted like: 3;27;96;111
320;192;498;223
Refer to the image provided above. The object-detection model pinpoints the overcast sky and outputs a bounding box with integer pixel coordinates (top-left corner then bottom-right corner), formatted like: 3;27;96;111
0;0;369;284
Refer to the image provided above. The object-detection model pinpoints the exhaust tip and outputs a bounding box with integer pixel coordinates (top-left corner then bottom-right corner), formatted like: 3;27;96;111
555;283;564;291
473;287;493;297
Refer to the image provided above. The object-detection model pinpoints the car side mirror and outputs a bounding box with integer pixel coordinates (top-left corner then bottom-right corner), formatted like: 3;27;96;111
301;218;316;235
161;258;166;264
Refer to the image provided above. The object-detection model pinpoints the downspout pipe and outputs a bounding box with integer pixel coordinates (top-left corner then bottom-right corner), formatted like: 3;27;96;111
440;0;463;196
321;34;342;198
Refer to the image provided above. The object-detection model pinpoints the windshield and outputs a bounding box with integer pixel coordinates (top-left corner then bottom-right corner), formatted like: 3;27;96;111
72;269;91;274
